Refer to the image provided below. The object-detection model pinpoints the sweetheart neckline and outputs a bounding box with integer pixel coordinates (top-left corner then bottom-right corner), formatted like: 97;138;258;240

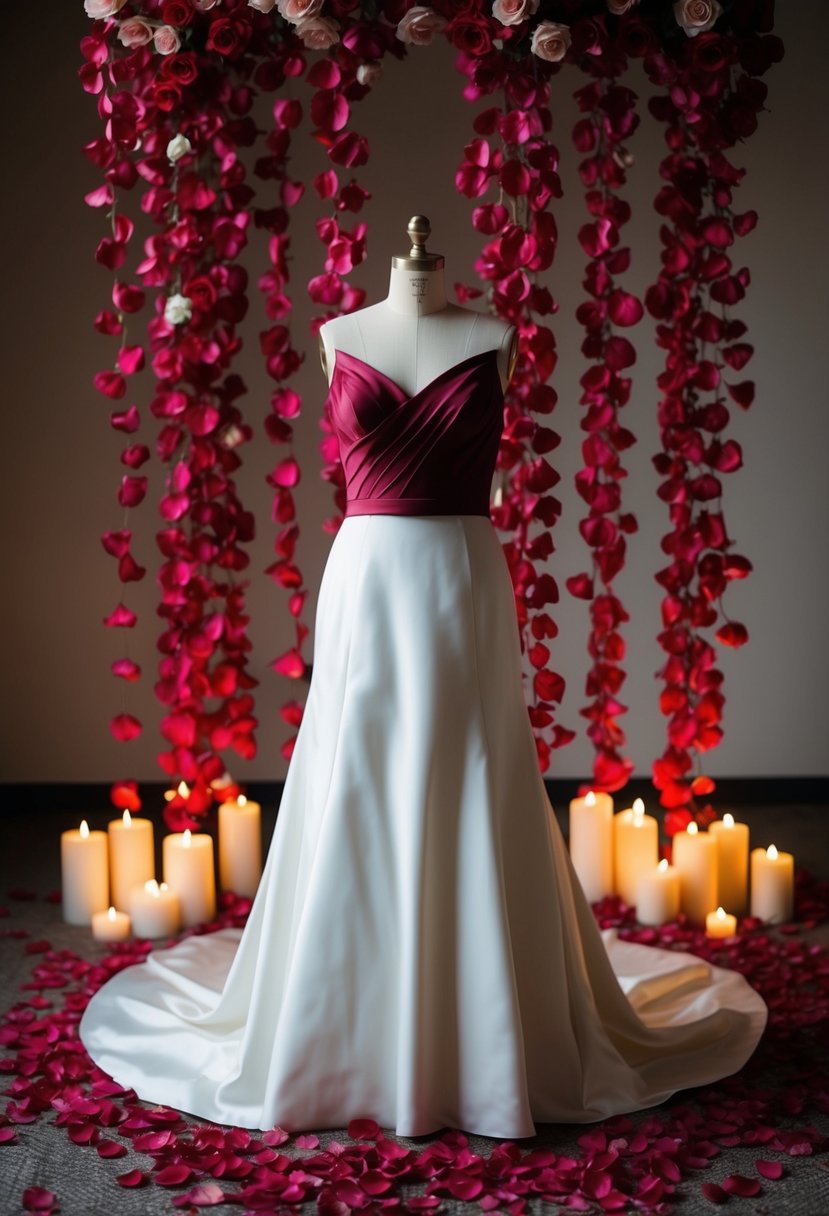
331;346;504;403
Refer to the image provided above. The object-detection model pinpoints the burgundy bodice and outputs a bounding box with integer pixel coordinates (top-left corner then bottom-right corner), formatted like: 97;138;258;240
326;348;505;518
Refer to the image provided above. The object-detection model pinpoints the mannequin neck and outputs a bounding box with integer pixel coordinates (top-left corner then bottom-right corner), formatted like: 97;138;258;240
385;263;448;315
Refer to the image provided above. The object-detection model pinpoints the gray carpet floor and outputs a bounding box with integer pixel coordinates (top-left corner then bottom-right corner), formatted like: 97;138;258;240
1;801;827;1216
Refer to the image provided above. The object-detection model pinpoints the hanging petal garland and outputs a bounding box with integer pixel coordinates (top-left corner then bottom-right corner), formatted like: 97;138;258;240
81;0;781;816
455;42;574;771
643;11;783;831
570;67;642;796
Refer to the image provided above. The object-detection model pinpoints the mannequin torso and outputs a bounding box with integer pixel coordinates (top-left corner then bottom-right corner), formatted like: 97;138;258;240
319;265;517;397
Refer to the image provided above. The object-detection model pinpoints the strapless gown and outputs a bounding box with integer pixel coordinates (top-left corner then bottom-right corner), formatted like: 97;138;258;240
79;348;767;1138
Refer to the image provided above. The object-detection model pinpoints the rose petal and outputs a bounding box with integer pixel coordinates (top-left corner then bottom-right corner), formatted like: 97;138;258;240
22;1188;58;1213
115;1169;146;1188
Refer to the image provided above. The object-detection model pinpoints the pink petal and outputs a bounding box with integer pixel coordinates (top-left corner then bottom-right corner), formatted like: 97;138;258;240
175;1183;226;1206
103;603;137;628
111;658;141;681
347;1118;380;1140
96;1138;127;1158
110;405;141;433
117;345;145;376
722;1175;761;1197
700;1182;728;1204
115;1169;146;1188
295;1133;319;1149
155;1164;194;1187
756;1160;785;1180
22;1188;58;1213
110;713;142;742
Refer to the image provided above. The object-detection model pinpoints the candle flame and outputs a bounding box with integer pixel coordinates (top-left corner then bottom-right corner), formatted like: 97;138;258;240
178;780;190;798
160;882;168;892
632;798;645;821
144;880;159;896
723;812;735;828
688;822;699;835
107;906;117;920
123;809;132;826
238;794;247;808
715;906;727;920
585;791;596;807
658;858;669;872
767;844;778;860
182;829;192;847
80;820;90;838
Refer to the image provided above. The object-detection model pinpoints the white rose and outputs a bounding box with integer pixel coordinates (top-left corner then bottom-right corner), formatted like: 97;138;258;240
277;0;323;22
222;424;246;449
248;0;277;11
117;17;154;48
396;6;447;46
166;134;193;163
357;62;383;87
153;25;182;55
295;16;340;49
164;293;193;325
530;20;571;62
84;0;128;17
491;0;539;28
673;0;723;37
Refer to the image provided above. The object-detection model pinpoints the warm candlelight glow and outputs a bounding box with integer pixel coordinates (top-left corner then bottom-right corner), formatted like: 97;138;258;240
767;843;778;860
633;798;645;823
687;821;699;836
183;829;192;848
107;906;117;920
585;791;596;807
178;780;189;798
658;858;669;873
123;809;132;827
238;795;247;808
80;820;89;839
714;906;727;921
145;879;160;896
723;812;735;828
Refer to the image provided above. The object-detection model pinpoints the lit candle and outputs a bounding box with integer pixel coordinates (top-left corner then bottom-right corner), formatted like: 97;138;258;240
568;790;614;902
162;828;216;927
706;905;738;938
60;819;109;925
636;858;680;926
613;798;659;908
91;905;131;942
750;844;794;924
709;812;750;915
672;821;718;925
218;794;263;897
129;879;181;939
108;809;155;912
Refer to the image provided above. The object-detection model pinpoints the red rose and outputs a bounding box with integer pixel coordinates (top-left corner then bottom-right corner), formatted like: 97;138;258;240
159;51;198;85
448;17;495;58
206;18;244;58
162;0;194;26
618;16;659;57
152;81;182;111
689;32;733;73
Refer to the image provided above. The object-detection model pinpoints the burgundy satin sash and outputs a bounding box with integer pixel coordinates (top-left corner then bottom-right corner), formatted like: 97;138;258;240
326;348;505;518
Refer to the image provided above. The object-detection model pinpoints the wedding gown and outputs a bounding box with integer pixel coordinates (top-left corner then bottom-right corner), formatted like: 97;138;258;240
79;346;767;1138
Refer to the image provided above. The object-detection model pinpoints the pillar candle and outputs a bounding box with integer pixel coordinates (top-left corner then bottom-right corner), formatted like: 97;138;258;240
709;812;749;915
129;879;181;939
750;844;794;924
162;829;216;927
613;798;659;908
91;905;131;942
636;858;680;926
568;790;614;902
60;819;109;925
706;906;737;938
108;809;155;912
218;795;263;897
673;822;718;925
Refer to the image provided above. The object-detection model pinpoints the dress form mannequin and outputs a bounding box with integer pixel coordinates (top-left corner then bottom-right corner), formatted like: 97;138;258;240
319;215;518;395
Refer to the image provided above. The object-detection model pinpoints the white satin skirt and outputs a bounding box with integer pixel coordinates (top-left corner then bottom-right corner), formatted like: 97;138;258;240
79;515;767;1138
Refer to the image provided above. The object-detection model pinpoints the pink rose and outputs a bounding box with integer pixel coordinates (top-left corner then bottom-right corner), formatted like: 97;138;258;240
248;0;277;12
277;0;323;21
117;17;154;48
84;0;128;17
673;0;723;37
356;62;383;87
295;16;340;49
491;0;538;26
153;25;182;54
396;6;447;46
607;0;639;13
530;20;570;62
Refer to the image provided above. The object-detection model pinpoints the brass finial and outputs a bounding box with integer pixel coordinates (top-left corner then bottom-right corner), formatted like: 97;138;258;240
392;214;445;271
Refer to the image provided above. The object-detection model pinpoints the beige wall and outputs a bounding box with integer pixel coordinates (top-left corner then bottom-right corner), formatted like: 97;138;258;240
1;1;826;783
